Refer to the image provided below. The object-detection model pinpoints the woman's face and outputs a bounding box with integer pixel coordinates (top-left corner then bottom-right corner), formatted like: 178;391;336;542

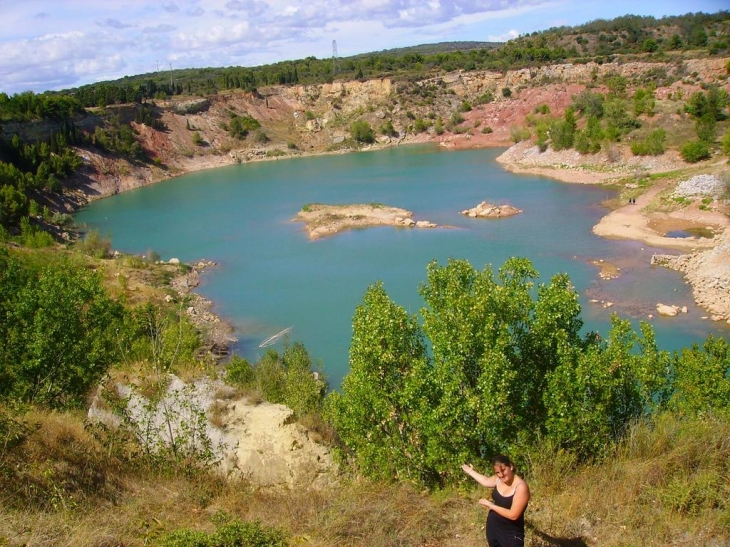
494;463;515;483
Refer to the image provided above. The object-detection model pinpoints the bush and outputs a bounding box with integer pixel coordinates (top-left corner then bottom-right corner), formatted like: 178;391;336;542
509;125;531;143
681;140;711;163
0;252;126;408
631;128;667;156
413;118;430;133
450;112;464;125
350;120;375;144
380;120;397;137
225;343;326;419
475;91;494;104
156;517;287;547
502;87;512;98
77;229;112;258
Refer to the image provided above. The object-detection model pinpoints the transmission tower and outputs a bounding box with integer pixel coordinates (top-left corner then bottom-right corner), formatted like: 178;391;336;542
332;40;339;75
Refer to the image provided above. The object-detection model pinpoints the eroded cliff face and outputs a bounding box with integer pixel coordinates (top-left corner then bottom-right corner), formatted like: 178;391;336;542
61;56;729;209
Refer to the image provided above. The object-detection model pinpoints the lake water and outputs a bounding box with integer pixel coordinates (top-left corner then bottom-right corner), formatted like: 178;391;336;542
75;145;728;388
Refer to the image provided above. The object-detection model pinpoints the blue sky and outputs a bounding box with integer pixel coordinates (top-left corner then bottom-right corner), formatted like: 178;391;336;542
1;0;727;95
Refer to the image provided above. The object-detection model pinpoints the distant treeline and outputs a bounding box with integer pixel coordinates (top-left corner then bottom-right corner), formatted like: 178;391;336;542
44;10;730;108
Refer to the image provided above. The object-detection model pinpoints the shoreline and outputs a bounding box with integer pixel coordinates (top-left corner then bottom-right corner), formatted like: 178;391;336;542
71;137;730;327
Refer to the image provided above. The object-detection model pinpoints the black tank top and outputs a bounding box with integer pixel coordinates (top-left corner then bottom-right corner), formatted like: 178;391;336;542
486;481;525;545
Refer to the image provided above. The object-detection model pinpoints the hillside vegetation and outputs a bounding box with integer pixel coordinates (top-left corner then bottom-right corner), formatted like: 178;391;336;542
1;10;730;547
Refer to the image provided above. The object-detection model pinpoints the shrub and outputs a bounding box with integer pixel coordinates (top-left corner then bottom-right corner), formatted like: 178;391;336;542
380;120;397;137
350;120;375;143
509;125;531;143
20;218;55;248
434;117;444;135
631;129;667;156
77;229;112;258
681;140;711;163
450;112;464;125
413;118;430;133
225;343;326;419
0;252;126;408
723;128;730;158
475;91;494;104
502;87;512;98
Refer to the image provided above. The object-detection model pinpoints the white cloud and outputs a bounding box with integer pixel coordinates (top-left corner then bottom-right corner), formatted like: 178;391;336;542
488;29;520;41
0;0;726;94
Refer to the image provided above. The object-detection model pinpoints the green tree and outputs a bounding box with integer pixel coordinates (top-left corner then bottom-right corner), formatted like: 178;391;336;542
0;184;29;227
0;254;125;408
544;318;668;459
550;108;576;150
631;128;666;156
722;127;730;157
327;282;433;483
681;140;711;162
668;336;730;416
350;120;375;144
329;258;592;486
633;88;656;117
696;113;717;143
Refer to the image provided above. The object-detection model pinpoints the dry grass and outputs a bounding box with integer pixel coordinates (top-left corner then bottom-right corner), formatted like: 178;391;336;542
1;409;728;547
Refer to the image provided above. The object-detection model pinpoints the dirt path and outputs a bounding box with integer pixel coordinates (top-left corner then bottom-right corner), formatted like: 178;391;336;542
592;182;723;251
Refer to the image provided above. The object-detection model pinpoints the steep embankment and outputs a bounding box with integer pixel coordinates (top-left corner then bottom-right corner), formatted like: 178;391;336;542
64;57;729;202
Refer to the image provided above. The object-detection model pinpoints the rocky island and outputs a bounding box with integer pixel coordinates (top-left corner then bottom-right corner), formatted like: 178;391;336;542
461;200;523;218
293;203;437;240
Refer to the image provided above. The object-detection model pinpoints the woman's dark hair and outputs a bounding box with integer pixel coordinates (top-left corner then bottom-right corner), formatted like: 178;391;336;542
491;454;515;470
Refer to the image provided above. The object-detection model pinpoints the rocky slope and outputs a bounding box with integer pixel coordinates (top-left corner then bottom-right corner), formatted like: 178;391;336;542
652;229;730;323
63;56;729;205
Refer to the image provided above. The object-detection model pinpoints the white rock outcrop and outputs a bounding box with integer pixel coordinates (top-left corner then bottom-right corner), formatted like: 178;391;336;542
88;375;335;489
461;201;522;218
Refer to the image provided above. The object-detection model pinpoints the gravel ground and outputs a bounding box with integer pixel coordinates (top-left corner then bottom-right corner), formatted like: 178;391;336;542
674;174;726;197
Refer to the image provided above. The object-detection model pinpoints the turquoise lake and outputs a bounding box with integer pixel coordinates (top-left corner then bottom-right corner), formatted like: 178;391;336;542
75;145;728;389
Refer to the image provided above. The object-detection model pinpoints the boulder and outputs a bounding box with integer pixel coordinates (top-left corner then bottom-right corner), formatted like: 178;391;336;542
461;200;522;218
656;303;680;317
416;220;437;228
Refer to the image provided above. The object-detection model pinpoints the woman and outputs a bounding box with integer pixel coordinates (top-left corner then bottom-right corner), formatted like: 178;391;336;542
462;455;530;547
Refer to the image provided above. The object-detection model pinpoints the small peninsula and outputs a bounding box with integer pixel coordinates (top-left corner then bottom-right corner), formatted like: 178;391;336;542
293;203;436;240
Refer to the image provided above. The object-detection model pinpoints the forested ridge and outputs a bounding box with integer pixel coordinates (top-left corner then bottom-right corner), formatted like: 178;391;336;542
1;11;729;546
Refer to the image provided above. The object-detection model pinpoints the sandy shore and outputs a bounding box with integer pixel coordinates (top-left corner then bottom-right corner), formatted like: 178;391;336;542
592;182;724;251
493;142;729;322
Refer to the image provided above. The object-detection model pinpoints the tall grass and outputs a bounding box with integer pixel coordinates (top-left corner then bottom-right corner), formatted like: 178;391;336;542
1;409;727;547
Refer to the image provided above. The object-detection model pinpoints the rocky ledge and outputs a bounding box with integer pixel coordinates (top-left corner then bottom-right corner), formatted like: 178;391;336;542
293;203;437;240
461;201;522;218
651;230;730;323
